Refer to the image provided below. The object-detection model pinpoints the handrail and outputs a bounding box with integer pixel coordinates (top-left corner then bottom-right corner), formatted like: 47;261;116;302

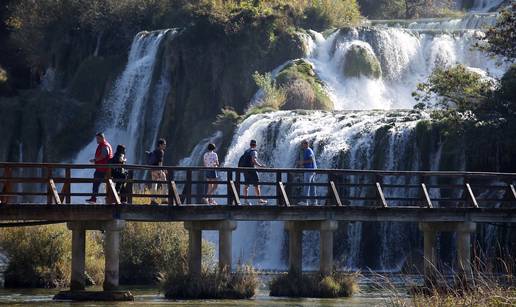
1;162;516;177
1;162;515;208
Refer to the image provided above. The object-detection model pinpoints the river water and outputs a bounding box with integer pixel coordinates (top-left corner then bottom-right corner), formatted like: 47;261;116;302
0;288;406;306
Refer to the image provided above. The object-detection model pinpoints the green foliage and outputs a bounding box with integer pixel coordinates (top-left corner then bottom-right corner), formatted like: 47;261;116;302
276;59;333;110
253;71;287;109
120;222;190;285
269;272;358;298
303;0;362;31
412;64;493;111
476;6;516;61
342;44;382;79
0;224;104;288
358;0;463;19
162;265;258;299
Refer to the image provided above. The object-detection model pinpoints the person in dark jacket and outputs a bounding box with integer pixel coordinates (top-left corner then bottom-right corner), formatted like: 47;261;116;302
111;144;128;203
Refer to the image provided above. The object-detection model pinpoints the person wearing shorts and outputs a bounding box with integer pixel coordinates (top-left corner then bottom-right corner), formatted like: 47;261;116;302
203;143;219;205
241;140;267;205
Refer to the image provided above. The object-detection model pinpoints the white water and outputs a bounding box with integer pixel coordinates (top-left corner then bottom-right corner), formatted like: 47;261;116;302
302;13;506;110
224;110;442;270
70;29;177;202
219;12;511;270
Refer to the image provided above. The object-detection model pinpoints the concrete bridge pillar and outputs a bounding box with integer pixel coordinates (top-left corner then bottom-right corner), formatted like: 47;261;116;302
320;220;338;275
456;223;476;282
285;220;339;276
67;223;86;291
285;221;302;276
218;220;237;271
419;222;476;284
103;220;126;291
184;220;237;277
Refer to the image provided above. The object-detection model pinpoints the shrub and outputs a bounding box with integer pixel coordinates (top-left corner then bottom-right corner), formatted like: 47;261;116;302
303;0;361;31
253;71;286;110
0;223;104;288
162;265;258;299
119;222;214;285
269;272;359;297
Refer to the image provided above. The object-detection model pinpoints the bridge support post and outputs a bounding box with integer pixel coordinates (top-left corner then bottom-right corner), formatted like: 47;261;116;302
285;221;302;276
103;220;125;291
419;222;476;285
184;220;237;277
56;220;132;301
419;223;437;283
68;224;86;291
218;220;237;271
456;223;476;283
320;220;338;275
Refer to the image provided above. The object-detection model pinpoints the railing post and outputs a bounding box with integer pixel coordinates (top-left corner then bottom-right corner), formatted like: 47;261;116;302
226;170;233;206
46;167;53;204
127;170;134;204
60;167;71;204
1;166;12;204
276;172;283;206
185;169;192;204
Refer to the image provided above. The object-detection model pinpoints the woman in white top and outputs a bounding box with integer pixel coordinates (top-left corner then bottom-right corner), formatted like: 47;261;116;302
203;143;219;205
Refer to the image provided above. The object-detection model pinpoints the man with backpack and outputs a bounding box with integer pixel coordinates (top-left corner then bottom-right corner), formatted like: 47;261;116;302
238;139;267;205
86;132;113;204
147;138;167;205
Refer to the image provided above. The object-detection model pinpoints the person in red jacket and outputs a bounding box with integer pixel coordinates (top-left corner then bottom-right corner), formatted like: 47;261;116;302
86;132;113;203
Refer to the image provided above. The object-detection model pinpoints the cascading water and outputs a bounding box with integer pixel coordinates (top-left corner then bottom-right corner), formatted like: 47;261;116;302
218;11;511;270
305;13;506;110
71;29;177;201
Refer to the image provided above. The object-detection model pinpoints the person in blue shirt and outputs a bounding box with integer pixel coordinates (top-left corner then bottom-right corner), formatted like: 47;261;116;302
297;140;317;205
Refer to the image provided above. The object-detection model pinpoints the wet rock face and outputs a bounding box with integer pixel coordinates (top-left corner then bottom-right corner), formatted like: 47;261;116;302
158;16;305;163
342;43;382;79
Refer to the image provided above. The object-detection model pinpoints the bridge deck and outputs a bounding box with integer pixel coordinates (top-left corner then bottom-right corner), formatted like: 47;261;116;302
1;204;515;223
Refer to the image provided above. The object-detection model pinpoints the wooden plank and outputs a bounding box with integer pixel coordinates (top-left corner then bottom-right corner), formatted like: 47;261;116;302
127;170;134;204
228;180;241;206
107;179;121;205
376;182;388;208
278;182;290;207
168;181;181;206
185;169;192;204
465;183;479;208
421;183;433;208
48;179;62;205
329;181;342;207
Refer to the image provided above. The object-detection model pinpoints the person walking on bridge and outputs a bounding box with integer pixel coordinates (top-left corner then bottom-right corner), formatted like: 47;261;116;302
147;138;167;205
238;139;267;205
86;132;113;204
297;140;317;205
203;143;219;205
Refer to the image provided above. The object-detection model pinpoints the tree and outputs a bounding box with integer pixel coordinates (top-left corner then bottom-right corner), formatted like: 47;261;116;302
412;64;494;111
476;4;516;61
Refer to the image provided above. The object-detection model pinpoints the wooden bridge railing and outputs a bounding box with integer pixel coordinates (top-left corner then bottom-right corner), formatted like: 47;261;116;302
0;162;515;208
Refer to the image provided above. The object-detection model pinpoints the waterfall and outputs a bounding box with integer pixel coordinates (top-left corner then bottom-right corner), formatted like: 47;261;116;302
219;12;511;270
70;29;178;202
304;14;506;110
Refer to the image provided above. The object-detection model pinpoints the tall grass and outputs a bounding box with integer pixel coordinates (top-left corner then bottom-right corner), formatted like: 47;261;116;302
0;224;104;288
368;256;516;307
162;265;258;299
269;271;359;298
120;222;215;285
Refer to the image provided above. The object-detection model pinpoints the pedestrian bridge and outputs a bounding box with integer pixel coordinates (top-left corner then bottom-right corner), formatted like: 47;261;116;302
1;162;515;300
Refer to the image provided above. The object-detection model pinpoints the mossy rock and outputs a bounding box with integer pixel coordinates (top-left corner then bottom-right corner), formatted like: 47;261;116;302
343;44;382;79
276;59;333;111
